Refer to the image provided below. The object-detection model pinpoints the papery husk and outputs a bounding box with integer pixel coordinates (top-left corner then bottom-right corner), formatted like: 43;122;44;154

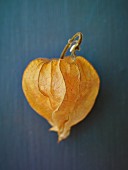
22;56;100;142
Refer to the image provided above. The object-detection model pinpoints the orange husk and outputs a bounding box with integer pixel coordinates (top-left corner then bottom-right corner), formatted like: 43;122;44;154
22;56;100;142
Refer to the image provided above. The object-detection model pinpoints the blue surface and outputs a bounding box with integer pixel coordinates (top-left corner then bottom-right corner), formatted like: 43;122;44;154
0;0;128;170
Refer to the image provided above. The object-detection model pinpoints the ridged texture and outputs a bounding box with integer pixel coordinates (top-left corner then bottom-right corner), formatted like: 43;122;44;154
22;56;100;142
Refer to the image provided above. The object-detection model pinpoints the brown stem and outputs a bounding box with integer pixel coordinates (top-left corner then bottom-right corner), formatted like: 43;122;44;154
60;32;83;59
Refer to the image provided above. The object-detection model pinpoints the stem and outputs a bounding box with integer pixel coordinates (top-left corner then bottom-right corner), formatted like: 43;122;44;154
60;32;83;59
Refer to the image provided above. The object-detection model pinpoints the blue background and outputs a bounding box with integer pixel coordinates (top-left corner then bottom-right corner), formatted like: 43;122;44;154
0;0;128;170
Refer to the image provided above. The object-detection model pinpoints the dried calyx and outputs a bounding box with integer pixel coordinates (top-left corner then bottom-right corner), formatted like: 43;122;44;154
22;32;100;142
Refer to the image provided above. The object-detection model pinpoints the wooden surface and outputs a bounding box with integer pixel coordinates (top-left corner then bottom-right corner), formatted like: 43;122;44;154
0;0;128;170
